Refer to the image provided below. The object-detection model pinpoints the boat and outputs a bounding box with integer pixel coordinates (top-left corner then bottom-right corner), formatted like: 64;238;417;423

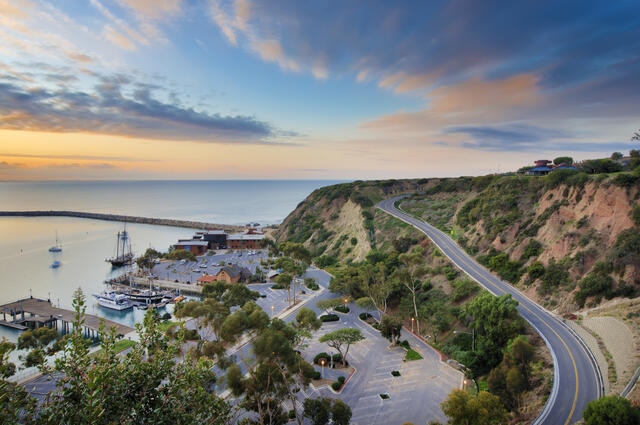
106;224;134;267
126;289;167;306
48;232;62;252
94;290;134;311
50;260;61;268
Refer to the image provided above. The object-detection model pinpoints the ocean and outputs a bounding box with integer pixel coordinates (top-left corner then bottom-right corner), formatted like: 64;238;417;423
0;180;343;341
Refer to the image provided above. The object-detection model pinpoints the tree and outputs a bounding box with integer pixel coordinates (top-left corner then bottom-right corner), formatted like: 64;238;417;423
553;156;574;165
330;398;353;425
379;315;403;345
294;307;321;349
319;328;365;367
303;397;331;425
397;247;429;335
174;298;230;345
316;297;350;312
237;320;317;425
583;395;640;425
0;380;37;424
611;152;624;160
0;338;17;378
36;288;232;425
441;389;508;425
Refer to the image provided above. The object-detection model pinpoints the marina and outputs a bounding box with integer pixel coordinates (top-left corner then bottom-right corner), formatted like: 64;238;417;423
0;297;134;338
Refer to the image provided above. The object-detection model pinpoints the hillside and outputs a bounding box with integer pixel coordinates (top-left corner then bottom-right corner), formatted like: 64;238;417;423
273;172;640;403
275;173;640;312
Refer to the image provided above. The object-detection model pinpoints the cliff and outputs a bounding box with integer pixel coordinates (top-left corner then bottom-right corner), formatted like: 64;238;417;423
274;173;640;312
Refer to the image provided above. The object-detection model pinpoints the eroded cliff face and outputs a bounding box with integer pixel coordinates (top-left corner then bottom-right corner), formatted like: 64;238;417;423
275;177;640;311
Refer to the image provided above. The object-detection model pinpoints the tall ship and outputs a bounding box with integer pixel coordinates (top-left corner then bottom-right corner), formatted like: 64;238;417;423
94;290;134;311
106;225;134;267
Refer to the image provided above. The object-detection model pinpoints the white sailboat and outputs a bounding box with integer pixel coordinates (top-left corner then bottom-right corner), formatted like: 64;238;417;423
48;232;62;252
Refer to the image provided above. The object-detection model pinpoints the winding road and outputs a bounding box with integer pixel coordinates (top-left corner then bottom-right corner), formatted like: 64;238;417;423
377;196;603;425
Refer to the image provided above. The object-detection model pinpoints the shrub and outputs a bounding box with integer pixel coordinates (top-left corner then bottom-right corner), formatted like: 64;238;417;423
320;314;339;322
337;376;345;384
359;312;372;320
312;370;321;380
331;381;342;391
334;305;350;314
391;370;401;377
314;353;330;364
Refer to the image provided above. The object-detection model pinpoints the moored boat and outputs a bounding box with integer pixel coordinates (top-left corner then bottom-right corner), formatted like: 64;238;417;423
49;231;62;252
94;290;134;311
50;260;61;268
107;225;134;267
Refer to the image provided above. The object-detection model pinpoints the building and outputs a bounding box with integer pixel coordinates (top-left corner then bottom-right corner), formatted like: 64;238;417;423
173;239;208;256
200;229;227;249
227;228;266;250
197;264;249;285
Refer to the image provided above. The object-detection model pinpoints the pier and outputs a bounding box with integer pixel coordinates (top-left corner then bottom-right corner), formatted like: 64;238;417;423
0;297;134;338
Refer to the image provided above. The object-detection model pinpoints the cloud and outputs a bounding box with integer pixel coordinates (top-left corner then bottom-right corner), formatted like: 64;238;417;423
207;1;640;122
0;152;155;162
445;124;634;153
0;69;288;143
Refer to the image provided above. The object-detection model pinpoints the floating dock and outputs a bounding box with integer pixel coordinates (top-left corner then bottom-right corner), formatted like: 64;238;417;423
0;297;134;338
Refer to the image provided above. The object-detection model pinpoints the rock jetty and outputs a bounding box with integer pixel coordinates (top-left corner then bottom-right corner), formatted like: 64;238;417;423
0;210;244;232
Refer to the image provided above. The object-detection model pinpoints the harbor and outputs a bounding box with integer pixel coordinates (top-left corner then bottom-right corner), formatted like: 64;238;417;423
0;297;135;338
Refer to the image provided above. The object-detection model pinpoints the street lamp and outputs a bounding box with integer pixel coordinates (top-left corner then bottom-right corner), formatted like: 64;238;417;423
453;329;475;351
320;358;325;378
411;317;415;333
271;305;274;318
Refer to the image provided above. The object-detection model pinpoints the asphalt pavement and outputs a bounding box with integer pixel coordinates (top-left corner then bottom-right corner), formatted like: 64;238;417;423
377;196;603;425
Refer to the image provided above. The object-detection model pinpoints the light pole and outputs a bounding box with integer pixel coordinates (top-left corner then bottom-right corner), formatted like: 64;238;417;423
320;358;325;379
411;317;415;333
453;329;475;351
271;305;274;318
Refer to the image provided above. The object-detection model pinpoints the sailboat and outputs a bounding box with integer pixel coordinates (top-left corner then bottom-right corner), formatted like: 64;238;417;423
48;232;62;252
106;224;134;267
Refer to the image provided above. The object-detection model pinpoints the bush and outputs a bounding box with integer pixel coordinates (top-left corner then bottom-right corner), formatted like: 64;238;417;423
314;353;330;365
312;370;321;380
359;312;372;320
320;314;339;322
331;381;342;391
334;305;350;314
337;376;345;384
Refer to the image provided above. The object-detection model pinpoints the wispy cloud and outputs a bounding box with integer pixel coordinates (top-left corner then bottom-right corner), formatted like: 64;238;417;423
0;67;286;143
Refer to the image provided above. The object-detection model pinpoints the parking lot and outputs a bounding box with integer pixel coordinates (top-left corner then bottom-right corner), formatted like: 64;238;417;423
151;257;463;424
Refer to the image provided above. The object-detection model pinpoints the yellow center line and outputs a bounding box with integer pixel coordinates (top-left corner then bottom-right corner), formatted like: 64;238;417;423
520;303;580;425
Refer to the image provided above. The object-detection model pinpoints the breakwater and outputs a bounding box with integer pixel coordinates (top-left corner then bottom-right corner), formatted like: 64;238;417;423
0;210;244;232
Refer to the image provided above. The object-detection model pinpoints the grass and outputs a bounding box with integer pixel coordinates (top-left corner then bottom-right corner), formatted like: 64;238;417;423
114;339;136;353
405;349;423;361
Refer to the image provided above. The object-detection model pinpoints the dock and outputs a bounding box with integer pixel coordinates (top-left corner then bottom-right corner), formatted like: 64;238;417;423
0;297;134;338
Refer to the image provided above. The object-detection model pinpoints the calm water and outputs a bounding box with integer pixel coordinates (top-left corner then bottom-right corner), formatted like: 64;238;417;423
0;180;342;341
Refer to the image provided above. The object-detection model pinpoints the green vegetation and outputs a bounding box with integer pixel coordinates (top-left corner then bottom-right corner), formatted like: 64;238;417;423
405;349;423;361
583;395;640;425
319;328;364;367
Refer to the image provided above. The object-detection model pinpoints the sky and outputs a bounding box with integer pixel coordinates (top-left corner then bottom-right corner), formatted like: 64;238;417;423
1;0;639;181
